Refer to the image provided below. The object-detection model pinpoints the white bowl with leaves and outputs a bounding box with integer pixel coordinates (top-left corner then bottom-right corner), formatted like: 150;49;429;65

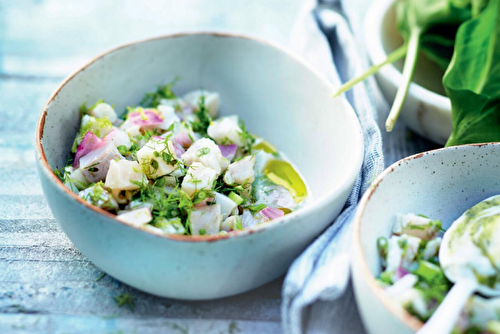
337;0;500;146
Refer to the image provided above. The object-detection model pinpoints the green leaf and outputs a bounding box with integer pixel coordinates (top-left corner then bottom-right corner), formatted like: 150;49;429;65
420;23;461;71
444;0;500;146
385;0;471;131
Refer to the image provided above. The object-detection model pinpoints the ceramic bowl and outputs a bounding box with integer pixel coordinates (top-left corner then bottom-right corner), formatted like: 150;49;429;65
364;0;452;145
35;32;364;300
352;143;500;333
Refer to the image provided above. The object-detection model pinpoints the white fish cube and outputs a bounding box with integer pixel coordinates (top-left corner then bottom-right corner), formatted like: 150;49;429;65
223;156;255;185
89;102;117;123
214;192;238;221
80;114;113;138
393;213;441;240
386;234;422;272
221;215;242;231
183;90;219;117
207;116;246;147
157;105;181;130
119;119;142;139
190;204;222;235
137;138;178;179
79;142;123;183
78;183;118;211
111;128;132;149
63;167;90;193
181;138;226;174
422;237;442;260
181;162;217;197
255;185;296;210
105;160;145;190
116;207;153;227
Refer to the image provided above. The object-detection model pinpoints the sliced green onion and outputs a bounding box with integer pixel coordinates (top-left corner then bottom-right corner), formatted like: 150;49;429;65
414;260;442;283
228;191;244;205
377;236;389;259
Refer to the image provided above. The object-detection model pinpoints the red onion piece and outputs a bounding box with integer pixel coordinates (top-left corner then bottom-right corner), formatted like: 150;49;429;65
218;144;238;161
74;130;117;168
74;131;103;167
128;109;164;126
173;142;185;158
182;106;194;114
394;267;409;280
102;129;116;141
173;131;193;147
261;207;285;220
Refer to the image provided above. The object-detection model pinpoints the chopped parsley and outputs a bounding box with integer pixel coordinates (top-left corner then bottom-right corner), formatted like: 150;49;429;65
196;147;210;157
95;272;106;282
140;77;180;108
238;119;255;154
189;95;212;136
233;218;243;231
114;293;135;311
248;204;266;214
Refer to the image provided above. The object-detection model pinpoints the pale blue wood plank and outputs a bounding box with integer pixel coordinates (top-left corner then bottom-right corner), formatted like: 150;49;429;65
0;73;282;332
0;315;282;334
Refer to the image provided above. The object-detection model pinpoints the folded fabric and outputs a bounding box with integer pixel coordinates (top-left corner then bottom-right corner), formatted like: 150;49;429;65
283;0;386;333
283;0;440;333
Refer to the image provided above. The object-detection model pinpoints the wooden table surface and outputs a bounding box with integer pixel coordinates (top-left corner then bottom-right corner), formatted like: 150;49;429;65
0;1;307;333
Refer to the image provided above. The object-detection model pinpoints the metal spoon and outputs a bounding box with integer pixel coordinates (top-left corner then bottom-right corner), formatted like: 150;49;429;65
418;195;500;334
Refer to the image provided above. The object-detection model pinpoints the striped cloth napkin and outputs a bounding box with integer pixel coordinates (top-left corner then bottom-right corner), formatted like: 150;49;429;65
282;0;438;333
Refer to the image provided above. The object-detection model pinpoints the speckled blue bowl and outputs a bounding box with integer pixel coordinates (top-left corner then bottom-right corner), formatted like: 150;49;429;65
353;143;500;334
35;32;364;300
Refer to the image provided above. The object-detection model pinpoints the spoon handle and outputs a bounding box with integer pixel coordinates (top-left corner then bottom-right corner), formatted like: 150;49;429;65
417;279;477;334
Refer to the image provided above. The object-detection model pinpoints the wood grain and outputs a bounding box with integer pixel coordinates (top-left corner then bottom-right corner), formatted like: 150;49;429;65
0;60;283;334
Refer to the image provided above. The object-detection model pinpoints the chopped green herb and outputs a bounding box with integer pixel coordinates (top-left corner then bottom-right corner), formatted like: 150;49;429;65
140;77;180;108
233;217;243;231
248;203;266;214
196;147;210;157
114;293;135;311
95;272;106;282
189;95;212;136
238;119;255;154
228;321;242;334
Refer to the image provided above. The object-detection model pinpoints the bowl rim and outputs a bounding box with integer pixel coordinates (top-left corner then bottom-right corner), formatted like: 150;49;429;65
352;142;498;332
35;31;364;243
363;0;451;111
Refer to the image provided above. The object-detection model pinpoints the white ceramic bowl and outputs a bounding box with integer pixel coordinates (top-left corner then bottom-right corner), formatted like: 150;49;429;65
35;32;364;300
364;0;452;145
352;143;500;333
